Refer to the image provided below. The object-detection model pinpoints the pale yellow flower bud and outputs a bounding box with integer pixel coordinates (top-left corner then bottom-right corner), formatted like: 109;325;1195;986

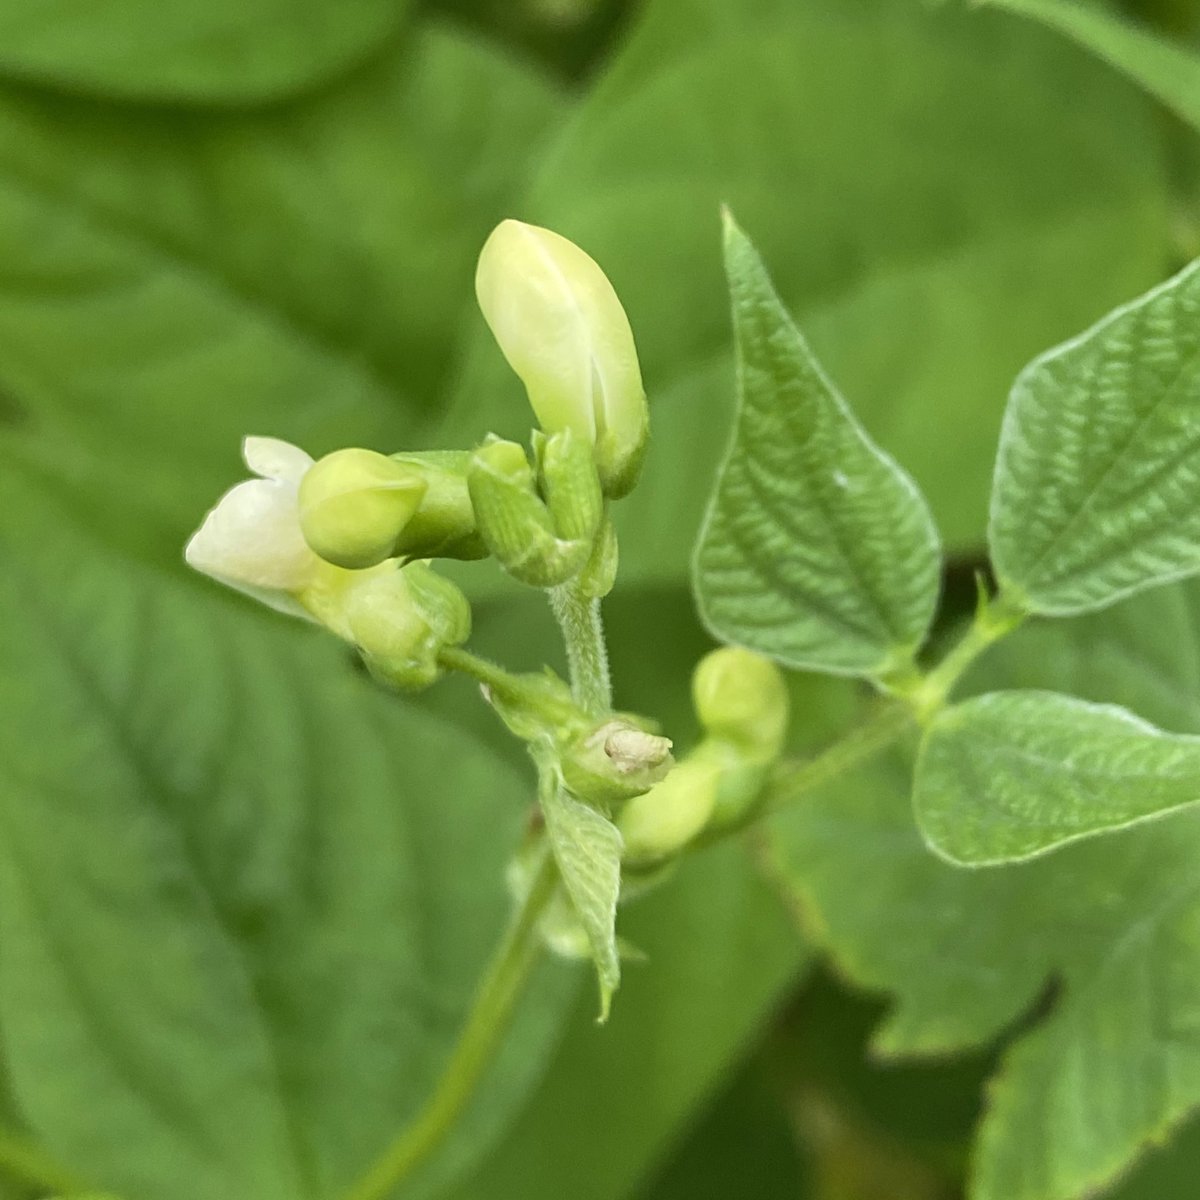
299;448;428;570
692;647;789;760
475;219;648;497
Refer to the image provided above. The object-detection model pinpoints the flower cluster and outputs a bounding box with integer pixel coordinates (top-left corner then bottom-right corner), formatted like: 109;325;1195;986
185;220;649;692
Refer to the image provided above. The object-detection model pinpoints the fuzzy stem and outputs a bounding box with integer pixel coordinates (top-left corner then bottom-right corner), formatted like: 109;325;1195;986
549;582;612;716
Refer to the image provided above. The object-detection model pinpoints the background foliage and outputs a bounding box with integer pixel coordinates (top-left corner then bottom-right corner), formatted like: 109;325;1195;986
3;0;1200;1198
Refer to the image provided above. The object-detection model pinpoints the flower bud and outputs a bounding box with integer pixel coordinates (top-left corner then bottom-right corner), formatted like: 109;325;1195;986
475;219;648;498
299;448;427;570
617;750;724;867
468;436;594;587
345;562;471;691
692;647;789;761
560;717;673;807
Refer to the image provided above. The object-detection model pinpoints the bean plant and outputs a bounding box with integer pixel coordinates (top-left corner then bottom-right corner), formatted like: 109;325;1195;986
6;2;1200;1200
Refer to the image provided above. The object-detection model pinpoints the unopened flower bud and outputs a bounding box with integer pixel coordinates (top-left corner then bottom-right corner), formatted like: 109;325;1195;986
618;751;724;867
475;219;648;498
299;448;427;570
692;647;789;761
560;718;673;807
345;562;470;691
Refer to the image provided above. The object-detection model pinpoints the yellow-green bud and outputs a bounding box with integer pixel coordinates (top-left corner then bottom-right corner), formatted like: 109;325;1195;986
299;448;427;570
475;219;648;498
692;647;789;761
617;749;724;867
560;718;674;807
345;562;470;691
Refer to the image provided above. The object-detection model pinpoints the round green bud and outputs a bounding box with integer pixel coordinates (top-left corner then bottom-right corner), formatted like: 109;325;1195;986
560;718;674;807
345;562;471;691
617;750;724;867
692;647;789;761
299;448;427;570
475;219;648;498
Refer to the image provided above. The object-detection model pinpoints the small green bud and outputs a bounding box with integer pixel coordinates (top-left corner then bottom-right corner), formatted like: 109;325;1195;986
468;436;594;587
299;448;427;569
475;219;648;498
707;754;772;832
560;717;674;807
692;647;789;761
617;749;724;867
345;562;470;691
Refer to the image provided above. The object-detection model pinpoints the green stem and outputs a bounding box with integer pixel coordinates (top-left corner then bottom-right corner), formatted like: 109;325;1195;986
760;700;915;821
690;702;913;850
549;582;611;716
436;645;526;698
898;590;1026;721
343;848;558;1200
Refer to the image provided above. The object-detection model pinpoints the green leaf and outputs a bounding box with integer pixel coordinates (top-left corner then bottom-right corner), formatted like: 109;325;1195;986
767;578;1200;1200
446;0;1169;599
693;216;941;678
990;257;1200;615
0;463;576;1200
916;689;1200;865
540;784;623;1020
0;0;409;104
983;0;1200;132
0;21;564;573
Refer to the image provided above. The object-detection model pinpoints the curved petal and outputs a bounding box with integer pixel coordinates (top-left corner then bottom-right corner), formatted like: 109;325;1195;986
185;478;317;591
242;436;313;484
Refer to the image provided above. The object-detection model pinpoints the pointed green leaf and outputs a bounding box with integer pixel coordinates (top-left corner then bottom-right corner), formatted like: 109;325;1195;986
984;0;1200;133
540;786;622;1020
693;216;941;678
991;258;1200;615
768;580;1200;1200
916;689;1200;866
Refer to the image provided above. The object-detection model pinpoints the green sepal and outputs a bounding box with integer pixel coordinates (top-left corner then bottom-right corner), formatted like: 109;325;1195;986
388;449;488;561
484;668;583;744
576;515;619;600
348;561;471;692
558;717;674;808
467;436;595;587
534;428;604;547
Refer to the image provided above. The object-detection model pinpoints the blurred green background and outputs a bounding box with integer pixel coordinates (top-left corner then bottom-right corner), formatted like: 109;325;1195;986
2;0;1200;1198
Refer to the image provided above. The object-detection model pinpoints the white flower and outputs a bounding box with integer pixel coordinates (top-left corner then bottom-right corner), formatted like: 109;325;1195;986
185;436;320;618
